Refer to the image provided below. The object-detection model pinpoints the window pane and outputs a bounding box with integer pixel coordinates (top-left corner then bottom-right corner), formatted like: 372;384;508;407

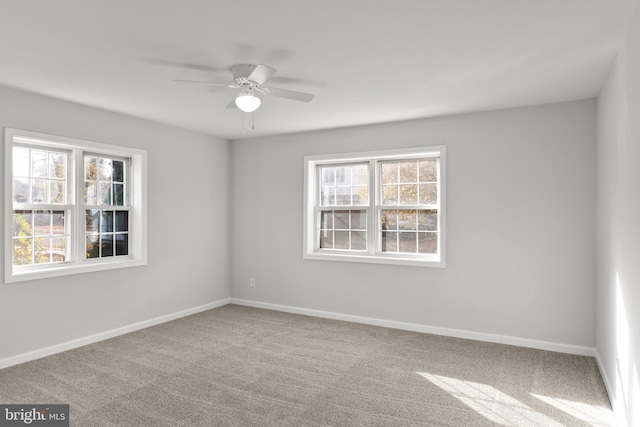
419;232;438;254
334;211;349;229
50;180;65;204
86;235;99;259
101;234;114;257
351;231;366;250
52;237;66;262
85;157;97;180
334;231;350;249
381;185;398;206
13;210;33;237
418;210;438;231
353;185;368;205
399;184;418;205
85;182;97;205
31;151;48;177
381;210;398;230
112;161;124;182
320;211;333;229
398;210;417;231
86;210;100;233
380;163;398;184
52;211;65;235
13;147;30;177
321;167;335;186
99;182;112;205
113;183;124;206
352;164;368;185
398;233;417;253
31;178;48;203
319;229;333;249
350;210;367;229
101;211;114;232
335;187;351;205
33;211;50;236
98;158;112;181
34;237;50;264
13;178;29;203
399;161;418;183
419;160;438;182
115;234;128;256
13;238;32;265
419;183;438;205
49;152;66;179
335;166;351;185
115;211;128;232
320;186;335;206
381;232;398;252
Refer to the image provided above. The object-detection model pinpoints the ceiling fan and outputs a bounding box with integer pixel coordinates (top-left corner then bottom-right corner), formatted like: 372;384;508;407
174;64;314;112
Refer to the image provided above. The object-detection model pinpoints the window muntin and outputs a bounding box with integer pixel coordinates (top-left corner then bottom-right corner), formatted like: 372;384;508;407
5;128;147;283
85;209;129;258
83;155;130;259
12;146;68;205
378;159;439;256
11;145;71;268
319;209;367;250
317;163;369;251
13;209;68;266
319;163;369;206
304;146;445;267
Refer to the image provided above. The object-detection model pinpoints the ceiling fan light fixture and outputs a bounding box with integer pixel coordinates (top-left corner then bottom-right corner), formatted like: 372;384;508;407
235;93;261;112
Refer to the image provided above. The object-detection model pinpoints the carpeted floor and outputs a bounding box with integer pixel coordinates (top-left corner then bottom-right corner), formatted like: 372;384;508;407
0;304;613;426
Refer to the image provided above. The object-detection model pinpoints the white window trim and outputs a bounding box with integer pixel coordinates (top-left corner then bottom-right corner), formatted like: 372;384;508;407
303;145;446;268
4;128;147;283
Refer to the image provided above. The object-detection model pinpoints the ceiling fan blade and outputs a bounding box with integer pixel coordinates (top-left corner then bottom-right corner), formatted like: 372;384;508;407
226;96;237;109
263;87;314;102
148;58;229;74
173;79;230;87
248;64;276;85
267;76;307;86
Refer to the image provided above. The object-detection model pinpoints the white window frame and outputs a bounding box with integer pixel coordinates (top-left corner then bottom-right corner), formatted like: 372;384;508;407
4;128;147;283
303;145;446;268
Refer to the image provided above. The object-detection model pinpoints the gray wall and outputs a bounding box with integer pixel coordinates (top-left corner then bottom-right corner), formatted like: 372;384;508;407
597;5;640;425
0;85;231;360
231;99;597;348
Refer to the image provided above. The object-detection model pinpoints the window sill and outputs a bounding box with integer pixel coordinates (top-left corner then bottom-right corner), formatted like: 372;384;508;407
303;251;445;268
5;258;147;284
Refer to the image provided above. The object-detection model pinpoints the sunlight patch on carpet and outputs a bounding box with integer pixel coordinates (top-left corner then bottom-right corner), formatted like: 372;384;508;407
530;393;613;426
417;372;563;427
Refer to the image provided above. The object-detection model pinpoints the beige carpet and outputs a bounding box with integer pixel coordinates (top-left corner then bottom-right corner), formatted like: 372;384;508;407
0;304;613;426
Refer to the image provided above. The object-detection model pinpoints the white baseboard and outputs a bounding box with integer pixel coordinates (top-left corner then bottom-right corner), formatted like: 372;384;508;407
1;297;596;370
230;298;596;357
0;298;231;369
594;349;617;413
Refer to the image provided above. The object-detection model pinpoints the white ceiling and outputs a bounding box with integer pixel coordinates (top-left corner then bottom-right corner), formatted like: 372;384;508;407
1;0;639;140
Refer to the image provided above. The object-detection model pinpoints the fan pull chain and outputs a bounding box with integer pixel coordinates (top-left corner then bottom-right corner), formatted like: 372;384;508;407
242;113;245;134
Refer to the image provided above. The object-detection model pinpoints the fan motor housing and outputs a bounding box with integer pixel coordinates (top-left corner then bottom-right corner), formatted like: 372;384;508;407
231;64;258;86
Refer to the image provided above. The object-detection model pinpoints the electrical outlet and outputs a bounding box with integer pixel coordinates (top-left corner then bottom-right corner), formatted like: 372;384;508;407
249;278;256;288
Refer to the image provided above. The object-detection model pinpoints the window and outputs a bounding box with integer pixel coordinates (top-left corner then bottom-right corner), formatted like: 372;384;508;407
304;146;445;267
5;128;147;282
